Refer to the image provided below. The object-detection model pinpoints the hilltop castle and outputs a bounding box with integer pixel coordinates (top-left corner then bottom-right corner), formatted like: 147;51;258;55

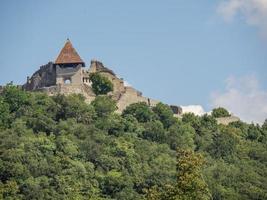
12;39;240;124
23;39;180;114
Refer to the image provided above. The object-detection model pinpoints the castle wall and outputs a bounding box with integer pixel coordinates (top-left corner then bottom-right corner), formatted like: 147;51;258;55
24;62;56;90
216;116;240;125
116;86;160;113
56;65;83;85
88;60;126;94
37;84;96;103
24;59;161;113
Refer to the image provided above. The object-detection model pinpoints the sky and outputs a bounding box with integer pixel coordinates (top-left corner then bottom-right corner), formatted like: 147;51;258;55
0;0;266;124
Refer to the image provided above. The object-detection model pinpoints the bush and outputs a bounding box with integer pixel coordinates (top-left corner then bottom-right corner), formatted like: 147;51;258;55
152;103;175;128
142;120;166;143
89;73;113;95
122;102;156;123
211;107;230;118
91;95;117;117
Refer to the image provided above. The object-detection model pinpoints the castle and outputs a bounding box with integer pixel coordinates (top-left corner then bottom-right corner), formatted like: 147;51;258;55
21;39;240;124
23;39;182;114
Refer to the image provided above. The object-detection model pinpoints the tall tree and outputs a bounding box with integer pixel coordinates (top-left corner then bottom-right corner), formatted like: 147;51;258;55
122;102;156;123
89;73;113;95
152;103;175;128
146;149;211;200
91;96;117;117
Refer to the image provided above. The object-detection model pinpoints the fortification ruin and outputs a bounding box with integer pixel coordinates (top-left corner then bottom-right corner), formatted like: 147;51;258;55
23;39;160;112
22;39;239;124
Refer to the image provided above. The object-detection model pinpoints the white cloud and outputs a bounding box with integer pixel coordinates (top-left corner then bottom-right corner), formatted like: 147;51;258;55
211;75;267;124
181;105;206;116
218;0;267;37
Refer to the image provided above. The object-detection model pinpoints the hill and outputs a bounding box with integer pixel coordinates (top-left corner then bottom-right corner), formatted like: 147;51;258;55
0;85;267;199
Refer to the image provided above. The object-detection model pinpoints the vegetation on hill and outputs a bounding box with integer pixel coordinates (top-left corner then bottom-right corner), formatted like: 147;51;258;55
211;107;231;118
89;73;114;95
0;85;267;200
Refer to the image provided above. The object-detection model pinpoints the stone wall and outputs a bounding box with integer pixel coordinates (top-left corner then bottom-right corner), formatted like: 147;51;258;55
37;84;96;103
216;116;240;125
87;60;125;94
89;60;116;76
100;71;125;94
56;65;83;85
116;86;160;113
23;62;56;90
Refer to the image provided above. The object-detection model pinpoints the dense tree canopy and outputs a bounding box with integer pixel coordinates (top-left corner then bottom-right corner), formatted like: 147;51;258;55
0;85;267;199
211;107;231;118
122;102;156;123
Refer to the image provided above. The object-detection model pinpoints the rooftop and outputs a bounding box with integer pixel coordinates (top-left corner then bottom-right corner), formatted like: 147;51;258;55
55;39;84;65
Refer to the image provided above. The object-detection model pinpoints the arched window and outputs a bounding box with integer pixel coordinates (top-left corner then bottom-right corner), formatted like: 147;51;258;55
64;78;71;84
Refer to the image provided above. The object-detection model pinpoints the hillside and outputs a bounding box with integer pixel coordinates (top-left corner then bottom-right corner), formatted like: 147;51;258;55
0;85;267;200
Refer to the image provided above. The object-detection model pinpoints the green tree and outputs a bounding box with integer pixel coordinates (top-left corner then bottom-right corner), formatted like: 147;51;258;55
182;113;201;133
208;127;239;159
142;120;166;143
91;95;117;117
1;84;29;113
152;103;175;128
0;96;10;129
1;87;267;200
166;122;195;150
175;149;211;199
211;107;230;118
122;102;156;123
96;113;126;136
262;119;267;130
247;124;262;141
122;114;143;134
0;180;20;200
89;73;113;95
146;149;211;200
200;114;217;132
229;121;249;138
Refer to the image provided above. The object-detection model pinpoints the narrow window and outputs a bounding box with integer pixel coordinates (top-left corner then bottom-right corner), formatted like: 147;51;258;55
64;78;71;84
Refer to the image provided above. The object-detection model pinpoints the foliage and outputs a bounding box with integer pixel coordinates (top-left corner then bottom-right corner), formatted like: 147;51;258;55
0;96;10;129
152;103;175;128
1;84;29;113
175;149;211;199
146;149;211;200
0;86;267;199
142;120;165;143
89;73;113;95
91;95;117;117
211;107;230;118
122;102;156;123
262;119;267;130
166;122;195;150
208;126;239;160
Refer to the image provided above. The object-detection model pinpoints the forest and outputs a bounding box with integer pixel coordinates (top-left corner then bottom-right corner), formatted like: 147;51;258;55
0;84;267;200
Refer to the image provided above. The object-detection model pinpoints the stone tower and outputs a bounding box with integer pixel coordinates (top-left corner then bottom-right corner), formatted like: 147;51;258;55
54;39;85;85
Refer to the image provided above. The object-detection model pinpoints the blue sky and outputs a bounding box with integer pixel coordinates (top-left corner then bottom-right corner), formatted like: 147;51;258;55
0;0;266;123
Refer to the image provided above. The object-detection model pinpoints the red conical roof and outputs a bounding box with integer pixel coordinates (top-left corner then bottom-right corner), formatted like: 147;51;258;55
55;39;84;64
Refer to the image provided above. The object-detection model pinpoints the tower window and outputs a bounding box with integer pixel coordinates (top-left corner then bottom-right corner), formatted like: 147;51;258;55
64;78;71;84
